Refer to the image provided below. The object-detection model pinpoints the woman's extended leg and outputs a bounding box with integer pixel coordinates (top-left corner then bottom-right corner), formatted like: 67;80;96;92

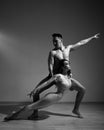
4;92;63;121
4;76;58;121
27;92;63;110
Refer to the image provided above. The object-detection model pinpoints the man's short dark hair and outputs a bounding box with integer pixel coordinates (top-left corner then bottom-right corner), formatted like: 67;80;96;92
52;33;63;38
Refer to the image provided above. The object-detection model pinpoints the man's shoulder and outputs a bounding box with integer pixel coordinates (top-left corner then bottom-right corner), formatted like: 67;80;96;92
50;49;56;54
49;50;55;56
65;44;73;51
66;44;72;48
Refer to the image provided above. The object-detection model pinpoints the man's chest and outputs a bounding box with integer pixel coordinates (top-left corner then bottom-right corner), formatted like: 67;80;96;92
53;49;70;60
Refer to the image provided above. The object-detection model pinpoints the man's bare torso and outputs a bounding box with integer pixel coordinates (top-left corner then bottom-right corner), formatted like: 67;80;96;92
51;46;71;74
52;46;71;60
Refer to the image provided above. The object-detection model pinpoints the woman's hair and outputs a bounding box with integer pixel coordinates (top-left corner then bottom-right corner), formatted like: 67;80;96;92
59;59;71;76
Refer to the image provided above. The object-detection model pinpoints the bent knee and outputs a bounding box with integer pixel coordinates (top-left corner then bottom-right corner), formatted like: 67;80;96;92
73;86;86;93
80;87;86;93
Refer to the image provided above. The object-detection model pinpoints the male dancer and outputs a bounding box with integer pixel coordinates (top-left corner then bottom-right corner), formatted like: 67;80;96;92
30;33;99;112
29;33;99;116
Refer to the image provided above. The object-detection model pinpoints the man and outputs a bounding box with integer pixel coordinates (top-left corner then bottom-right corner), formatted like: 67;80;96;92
29;33;99;117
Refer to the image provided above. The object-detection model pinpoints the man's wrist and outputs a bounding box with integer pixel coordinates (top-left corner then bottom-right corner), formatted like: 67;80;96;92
49;72;53;77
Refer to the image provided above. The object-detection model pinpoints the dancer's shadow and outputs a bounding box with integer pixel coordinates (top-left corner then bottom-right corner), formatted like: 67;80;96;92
9;110;78;121
38;110;79;119
0;105;79;121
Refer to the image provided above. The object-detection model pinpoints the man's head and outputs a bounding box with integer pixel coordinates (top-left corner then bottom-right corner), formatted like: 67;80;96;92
52;33;63;49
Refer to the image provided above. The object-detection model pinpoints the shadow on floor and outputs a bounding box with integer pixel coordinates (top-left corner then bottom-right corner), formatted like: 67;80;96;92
42;110;78;118
0;104;79;122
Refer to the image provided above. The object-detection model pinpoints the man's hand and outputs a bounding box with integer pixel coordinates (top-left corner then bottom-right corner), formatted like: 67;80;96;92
27;87;39;98
93;33;100;39
49;72;53;77
27;91;34;98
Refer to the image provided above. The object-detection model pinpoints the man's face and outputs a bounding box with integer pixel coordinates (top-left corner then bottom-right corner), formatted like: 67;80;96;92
53;37;62;49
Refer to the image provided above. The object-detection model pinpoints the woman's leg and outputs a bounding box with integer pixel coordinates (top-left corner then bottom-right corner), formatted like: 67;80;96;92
27;92;63;110
4;76;58;121
70;78;86;117
4;92;63;121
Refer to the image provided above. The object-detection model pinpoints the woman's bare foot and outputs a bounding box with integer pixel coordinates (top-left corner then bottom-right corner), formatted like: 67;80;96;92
4;106;26;121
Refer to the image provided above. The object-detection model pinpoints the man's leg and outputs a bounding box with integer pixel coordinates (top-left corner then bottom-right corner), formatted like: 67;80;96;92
70;78;86;117
35;74;51;88
29;75;51;119
28;93;40;119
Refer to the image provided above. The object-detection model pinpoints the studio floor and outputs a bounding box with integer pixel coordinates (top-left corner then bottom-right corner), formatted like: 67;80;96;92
0;102;104;130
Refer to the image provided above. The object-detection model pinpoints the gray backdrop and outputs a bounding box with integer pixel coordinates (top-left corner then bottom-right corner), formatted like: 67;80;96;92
0;0;104;102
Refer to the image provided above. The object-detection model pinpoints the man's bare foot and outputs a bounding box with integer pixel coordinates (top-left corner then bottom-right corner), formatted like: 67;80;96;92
72;109;83;118
28;110;39;120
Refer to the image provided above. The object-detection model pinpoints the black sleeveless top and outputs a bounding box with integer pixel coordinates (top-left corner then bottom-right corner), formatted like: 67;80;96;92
53;59;71;76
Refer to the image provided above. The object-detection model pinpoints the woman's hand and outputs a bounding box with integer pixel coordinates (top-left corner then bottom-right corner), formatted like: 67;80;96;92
27;91;34;98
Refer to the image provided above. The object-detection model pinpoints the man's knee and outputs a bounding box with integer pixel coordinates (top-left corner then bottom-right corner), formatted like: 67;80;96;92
70;85;86;94
80;87;86;94
33;92;40;102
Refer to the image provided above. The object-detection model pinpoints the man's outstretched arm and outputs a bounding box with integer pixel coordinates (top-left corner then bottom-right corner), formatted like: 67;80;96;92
69;33;100;51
